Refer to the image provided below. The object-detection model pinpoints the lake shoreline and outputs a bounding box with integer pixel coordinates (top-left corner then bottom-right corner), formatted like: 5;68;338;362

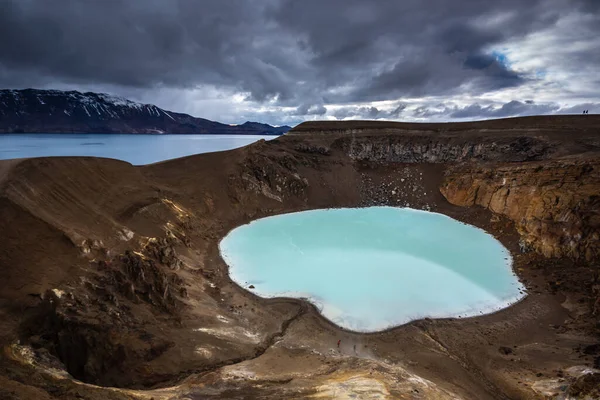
0;133;277;165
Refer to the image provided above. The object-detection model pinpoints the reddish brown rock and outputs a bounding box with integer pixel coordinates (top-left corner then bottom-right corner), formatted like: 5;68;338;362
441;157;600;261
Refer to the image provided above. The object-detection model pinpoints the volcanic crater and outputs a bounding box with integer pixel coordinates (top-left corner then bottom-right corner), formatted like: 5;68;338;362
1;116;599;399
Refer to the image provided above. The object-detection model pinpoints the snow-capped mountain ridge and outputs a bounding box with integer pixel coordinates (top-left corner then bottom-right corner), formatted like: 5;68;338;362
0;89;291;135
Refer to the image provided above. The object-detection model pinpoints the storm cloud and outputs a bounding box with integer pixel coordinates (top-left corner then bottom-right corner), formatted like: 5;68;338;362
0;0;598;125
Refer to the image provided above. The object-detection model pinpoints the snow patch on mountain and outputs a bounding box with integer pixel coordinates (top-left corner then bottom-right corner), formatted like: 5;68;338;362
96;93;145;110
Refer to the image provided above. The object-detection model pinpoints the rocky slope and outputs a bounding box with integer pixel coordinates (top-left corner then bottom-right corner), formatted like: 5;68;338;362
0;115;599;399
0;89;291;134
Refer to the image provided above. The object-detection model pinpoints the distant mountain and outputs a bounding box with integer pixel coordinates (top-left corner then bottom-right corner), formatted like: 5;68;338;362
0;89;291;135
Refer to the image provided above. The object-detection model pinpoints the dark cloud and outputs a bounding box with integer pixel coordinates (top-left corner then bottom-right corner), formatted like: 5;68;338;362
0;0;294;100
271;0;573;102
333;106;381;119
332;103;408;120
448;101;559;118
0;0;598;123
463;53;522;87
296;103;327;116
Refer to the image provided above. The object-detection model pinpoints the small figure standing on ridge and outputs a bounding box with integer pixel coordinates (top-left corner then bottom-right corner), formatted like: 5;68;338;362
337;339;341;349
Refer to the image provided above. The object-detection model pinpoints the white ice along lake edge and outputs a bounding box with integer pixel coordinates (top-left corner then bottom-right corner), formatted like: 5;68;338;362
219;207;527;332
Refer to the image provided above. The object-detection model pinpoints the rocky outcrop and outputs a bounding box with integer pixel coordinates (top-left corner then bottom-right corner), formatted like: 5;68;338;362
335;135;552;163
238;149;310;203
441;157;600;261
18;238;188;387
567;373;600;399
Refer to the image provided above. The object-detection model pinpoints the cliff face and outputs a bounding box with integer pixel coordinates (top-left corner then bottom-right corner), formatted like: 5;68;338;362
291;116;600;162
0;89;291;134
334;135;553;163
440;158;600;261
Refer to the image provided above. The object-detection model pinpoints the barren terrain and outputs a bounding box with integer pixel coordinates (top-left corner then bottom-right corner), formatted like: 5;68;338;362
1;115;599;399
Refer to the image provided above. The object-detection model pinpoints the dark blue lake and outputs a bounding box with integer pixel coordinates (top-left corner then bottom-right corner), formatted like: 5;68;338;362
0;134;275;165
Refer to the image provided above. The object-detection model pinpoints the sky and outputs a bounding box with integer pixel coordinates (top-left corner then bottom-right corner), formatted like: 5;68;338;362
1;0;599;126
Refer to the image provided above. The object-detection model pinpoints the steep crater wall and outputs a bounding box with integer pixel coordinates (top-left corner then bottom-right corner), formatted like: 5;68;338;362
441;158;600;262
333;135;553;163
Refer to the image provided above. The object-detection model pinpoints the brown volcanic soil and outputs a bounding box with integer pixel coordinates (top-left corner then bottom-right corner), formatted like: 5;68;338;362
0;115;599;399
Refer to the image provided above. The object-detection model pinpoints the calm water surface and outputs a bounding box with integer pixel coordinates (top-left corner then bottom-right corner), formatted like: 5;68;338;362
0;134;275;165
220;207;526;332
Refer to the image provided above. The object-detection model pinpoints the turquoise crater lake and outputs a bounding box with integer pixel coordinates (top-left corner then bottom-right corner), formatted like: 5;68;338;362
220;207;526;332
